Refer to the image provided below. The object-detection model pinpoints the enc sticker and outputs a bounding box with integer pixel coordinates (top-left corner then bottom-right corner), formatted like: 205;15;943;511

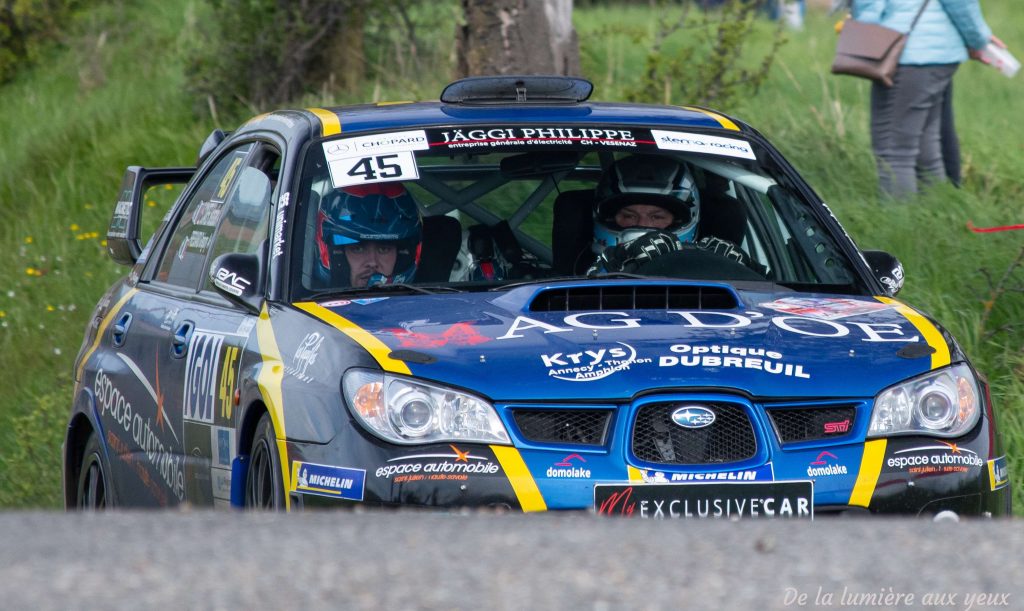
651;129;756;160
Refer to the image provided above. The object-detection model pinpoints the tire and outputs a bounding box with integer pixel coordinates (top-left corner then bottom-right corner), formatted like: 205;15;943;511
245;413;285;509
76;431;108;510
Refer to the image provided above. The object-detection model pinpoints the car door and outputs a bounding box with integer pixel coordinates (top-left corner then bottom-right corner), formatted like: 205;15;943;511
105;142;275;507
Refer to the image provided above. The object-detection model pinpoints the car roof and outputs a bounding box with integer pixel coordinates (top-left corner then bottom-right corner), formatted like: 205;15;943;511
235;100;751;141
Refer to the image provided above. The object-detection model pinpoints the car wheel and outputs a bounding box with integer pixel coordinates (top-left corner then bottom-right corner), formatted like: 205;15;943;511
245;412;285;509
77;431;107;510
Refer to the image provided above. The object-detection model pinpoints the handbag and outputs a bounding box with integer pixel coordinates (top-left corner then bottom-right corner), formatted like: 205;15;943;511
831;1;930;87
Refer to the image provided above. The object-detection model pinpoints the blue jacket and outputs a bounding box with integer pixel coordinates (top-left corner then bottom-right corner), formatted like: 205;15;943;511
851;0;992;65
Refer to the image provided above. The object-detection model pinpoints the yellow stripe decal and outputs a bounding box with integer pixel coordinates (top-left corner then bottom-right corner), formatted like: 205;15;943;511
876;297;951;370
293;302;410;374
849;439;887;507
682;106;740;131
76;288;138;381
627;466;645;482
307;108;342;137
491;445;547;512
255;303;292;510
376;100;414;106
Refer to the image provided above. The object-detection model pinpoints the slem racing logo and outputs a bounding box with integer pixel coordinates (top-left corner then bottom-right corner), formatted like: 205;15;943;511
376;445;500;483
540;342;650;381
886;442;984;474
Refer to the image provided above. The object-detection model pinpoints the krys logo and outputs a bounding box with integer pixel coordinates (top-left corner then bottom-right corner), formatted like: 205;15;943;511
540;342;651;382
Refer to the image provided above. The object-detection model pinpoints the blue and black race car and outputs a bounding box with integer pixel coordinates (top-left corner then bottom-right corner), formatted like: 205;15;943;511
65;76;1011;518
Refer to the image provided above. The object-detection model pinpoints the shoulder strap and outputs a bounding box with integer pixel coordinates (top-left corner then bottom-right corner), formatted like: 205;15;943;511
908;0;932;33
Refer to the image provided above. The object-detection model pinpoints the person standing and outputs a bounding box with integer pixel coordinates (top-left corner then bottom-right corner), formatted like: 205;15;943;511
852;0;1001;199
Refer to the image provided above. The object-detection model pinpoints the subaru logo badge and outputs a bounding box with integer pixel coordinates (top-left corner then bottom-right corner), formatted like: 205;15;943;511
670;406;716;429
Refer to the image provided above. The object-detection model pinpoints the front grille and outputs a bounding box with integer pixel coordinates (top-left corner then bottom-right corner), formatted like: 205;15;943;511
529;285;738;312
632;402;756;465
512;409;612;446
768;405;857;444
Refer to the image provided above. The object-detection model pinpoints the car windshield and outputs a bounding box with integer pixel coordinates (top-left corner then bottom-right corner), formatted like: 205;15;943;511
289;125;865;299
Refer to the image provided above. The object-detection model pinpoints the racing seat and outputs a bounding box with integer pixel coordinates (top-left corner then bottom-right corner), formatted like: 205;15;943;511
416;214;462;282
696;174;748;246
551;189;596;275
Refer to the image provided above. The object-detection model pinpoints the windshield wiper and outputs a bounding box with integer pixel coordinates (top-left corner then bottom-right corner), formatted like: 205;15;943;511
490;272;649;291
307;283;463;300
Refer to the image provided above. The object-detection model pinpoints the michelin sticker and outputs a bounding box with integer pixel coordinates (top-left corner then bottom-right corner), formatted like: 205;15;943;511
292;461;366;500
651;129;756;160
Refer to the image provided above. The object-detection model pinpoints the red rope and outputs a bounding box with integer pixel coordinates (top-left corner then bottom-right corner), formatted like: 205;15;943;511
967;220;1024;233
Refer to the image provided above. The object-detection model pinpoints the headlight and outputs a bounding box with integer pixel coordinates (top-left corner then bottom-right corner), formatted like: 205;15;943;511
343;369;511;445
868;363;980;438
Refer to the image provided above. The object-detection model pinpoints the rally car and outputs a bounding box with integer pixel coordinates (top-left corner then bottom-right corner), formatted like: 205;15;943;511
65;75;1011;518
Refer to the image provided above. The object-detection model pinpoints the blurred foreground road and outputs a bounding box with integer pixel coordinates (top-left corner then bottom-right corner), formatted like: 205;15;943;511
0;511;1020;610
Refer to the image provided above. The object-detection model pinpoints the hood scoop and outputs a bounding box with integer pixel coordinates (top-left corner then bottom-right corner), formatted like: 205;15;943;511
528;284;740;312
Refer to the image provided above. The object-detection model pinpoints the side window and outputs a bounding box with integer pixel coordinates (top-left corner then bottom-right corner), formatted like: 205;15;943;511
155;144;254;288
201;147;278;293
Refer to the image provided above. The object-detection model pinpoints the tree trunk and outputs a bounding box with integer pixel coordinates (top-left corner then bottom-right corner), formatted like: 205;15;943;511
457;0;580;78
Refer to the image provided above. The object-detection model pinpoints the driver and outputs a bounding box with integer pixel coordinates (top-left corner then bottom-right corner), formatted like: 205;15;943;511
315;183;422;287
588;155;749;274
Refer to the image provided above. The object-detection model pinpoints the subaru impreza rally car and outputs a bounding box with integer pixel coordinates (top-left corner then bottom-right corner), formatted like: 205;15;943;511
65;76;1011;518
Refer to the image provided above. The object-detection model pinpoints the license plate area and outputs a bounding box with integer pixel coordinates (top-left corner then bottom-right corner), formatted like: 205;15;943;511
594;481;814;520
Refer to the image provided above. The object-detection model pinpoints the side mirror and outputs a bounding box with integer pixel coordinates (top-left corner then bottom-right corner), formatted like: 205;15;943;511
862;250;905;296
210;253;262;312
107;166;194;266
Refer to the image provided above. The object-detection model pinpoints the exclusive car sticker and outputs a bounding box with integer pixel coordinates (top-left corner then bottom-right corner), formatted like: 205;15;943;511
876;297;951;370
292;461;366;500
651;129;756;160
295;301;411;374
255;303;292;510
490;445;547;512
848;439;887;507
988;456;1009;491
760;297;891;320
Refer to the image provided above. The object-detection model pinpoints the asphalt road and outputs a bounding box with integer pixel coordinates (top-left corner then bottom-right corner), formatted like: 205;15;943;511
1;511;1020;610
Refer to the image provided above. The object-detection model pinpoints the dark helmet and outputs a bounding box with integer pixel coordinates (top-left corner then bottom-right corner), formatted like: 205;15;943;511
593;155;700;251
316;183;422;285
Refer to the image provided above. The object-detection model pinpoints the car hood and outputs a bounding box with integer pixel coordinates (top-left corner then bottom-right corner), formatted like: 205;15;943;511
300;282;951;402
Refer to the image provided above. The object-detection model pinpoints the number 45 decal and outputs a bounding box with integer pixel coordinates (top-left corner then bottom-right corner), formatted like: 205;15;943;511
330;151;420;188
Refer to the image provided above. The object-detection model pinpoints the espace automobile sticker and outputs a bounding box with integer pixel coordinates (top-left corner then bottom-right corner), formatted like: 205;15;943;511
885;442;984;475
375;445;500;483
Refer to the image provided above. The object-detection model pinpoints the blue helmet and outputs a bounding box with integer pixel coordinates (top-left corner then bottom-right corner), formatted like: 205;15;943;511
316;183;422;286
593;155;700;252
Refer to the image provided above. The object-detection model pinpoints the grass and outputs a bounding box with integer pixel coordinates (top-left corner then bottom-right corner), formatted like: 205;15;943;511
0;0;1019;511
